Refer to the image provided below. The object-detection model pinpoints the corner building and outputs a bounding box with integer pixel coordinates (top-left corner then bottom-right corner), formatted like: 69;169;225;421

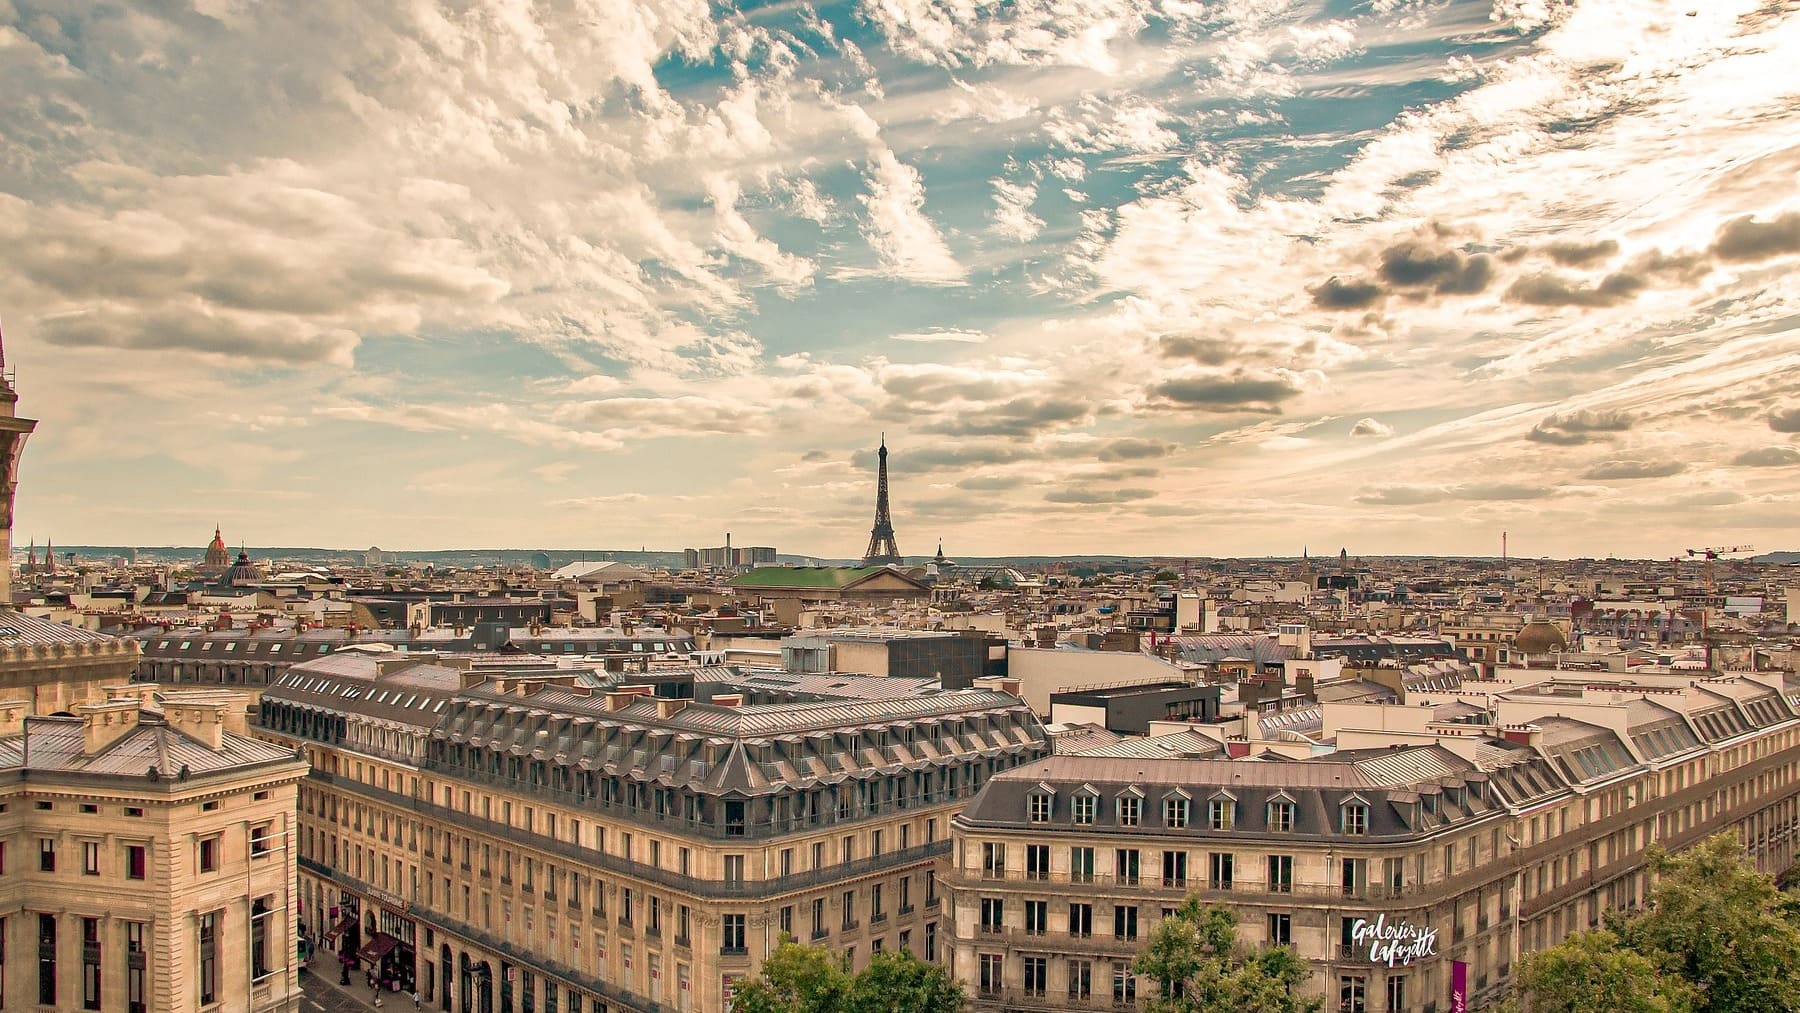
949;671;1800;1012
256;654;1050;1012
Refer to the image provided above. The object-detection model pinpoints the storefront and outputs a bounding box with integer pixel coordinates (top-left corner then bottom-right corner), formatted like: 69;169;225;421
356;890;418;994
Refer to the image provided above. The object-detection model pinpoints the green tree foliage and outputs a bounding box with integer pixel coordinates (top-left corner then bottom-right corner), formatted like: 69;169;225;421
1131;896;1322;1013
1513;832;1800;1013
1511;930;1695;1013
1153;570;1181;582
729;942;963;1013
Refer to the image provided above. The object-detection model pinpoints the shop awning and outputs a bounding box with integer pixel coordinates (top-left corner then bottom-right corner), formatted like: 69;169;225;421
322;917;354;943
357;934;400;964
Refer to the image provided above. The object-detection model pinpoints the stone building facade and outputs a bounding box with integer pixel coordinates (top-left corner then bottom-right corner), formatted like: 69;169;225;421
255;655;1050;1012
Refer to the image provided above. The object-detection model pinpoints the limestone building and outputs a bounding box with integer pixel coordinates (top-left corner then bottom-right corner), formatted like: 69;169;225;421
949;670;1800;1011
255;654;1050;1012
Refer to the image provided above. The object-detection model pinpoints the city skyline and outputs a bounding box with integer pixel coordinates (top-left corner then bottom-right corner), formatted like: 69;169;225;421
3;1;1798;558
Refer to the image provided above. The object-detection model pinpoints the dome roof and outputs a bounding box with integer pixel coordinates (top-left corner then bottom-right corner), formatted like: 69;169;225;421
1514;620;1568;655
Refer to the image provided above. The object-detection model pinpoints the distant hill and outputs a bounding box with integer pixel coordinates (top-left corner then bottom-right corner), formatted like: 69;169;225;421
1753;551;1800;564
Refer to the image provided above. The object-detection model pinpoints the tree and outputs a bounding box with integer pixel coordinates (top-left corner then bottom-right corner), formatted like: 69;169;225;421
1132;896;1321;1013
1512;832;1800;1013
1153;570;1180;582
1616;833;1800;1012
730;942;962;1013
1511;929;1696;1013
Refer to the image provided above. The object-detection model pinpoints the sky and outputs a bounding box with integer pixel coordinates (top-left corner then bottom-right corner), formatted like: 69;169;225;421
3;0;1799;560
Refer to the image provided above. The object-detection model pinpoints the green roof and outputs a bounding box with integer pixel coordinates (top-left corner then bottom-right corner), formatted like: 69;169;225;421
727;566;899;589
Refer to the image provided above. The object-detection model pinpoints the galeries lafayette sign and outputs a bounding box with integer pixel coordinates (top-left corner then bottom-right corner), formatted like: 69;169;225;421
1350;914;1438;967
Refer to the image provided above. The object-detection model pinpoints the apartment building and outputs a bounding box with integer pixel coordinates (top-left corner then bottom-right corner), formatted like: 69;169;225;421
255;652;1051;1012
949;670;1800;1012
0;685;307;1011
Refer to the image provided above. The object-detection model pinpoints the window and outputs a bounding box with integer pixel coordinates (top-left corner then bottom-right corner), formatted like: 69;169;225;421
1209;852;1234;890
1163;797;1189;829
1268;799;1296;832
1072;794;1096;825
251;824;273;857
980;898;1004;933
1024;900;1047;936
1112;965;1136;1003
1209;798;1236;831
1268;854;1293;893
1267;912;1291;946
1117;796;1141;827
779;906;794;938
841;890;855;931
1070;846;1095;884
1385;975;1407;1012
39;912;56;1006
82;841;100;876
1341;803;1368;836
1338;974;1367;1013
1025;844;1049;881
722;914;746;954
981;842;1006;879
39;838;55;873
723;855;745;882
1342;857;1368;896
810;898;826;939
1116;848;1140;886
80;916;101;1010
1023;956;1047;998
1161;850;1187;888
1113;906;1138;941
252;897;273;979
979;953;1003;996
1069;959;1093;1001
1028;794;1052;823
1069;903;1093;938
127;921;147;1013
127;845;147;881
199;836;220;874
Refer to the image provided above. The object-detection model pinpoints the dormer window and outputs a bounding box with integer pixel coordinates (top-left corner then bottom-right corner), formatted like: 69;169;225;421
1267;798;1296;833
1163;798;1189;829
1117;796;1142;828
1072;794;1097;825
1028;794;1052;824
1208;797;1236;831
1341;802;1369;836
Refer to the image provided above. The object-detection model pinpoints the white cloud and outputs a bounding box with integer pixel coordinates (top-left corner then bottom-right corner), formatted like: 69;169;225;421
851;149;967;285
990;178;1044;241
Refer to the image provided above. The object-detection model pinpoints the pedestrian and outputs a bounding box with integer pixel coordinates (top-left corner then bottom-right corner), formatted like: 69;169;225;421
411;990;421;1010
372;984;384;1008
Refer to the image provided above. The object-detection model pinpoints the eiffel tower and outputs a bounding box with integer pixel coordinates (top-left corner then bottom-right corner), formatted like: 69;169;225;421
861;436;903;566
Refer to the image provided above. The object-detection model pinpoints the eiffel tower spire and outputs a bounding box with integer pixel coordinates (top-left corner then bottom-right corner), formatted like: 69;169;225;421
861;435;903;566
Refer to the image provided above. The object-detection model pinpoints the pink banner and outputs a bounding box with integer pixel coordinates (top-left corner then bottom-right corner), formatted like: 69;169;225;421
1450;959;1469;1013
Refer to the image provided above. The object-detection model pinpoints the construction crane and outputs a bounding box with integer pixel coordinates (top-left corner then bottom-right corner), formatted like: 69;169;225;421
1685;544;1755;592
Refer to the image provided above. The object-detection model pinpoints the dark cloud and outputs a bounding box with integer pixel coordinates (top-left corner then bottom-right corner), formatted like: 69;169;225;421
1507;270;1645;307
1543;239;1619;266
1771;405;1800;433
800;449;831;463
1527;409;1635;445
1309;276;1383;309
1712;211;1800;262
1097;437;1175;461
1157;336;1238;365
1582;459;1685;480
915;396;1090;438
38;307;358;366
1377;240;1494;295
1148;371;1304;414
1045;487;1156;505
1733;446;1800;467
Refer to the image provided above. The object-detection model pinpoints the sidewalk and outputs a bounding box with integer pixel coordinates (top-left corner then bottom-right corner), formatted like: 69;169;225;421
300;963;421;1013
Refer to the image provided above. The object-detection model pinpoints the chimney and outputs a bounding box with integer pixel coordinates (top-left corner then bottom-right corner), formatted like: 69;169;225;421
78;699;142;755
162;699;227;750
712;694;743;708
655;698;689;719
0;700;26;738
605;692;638;712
